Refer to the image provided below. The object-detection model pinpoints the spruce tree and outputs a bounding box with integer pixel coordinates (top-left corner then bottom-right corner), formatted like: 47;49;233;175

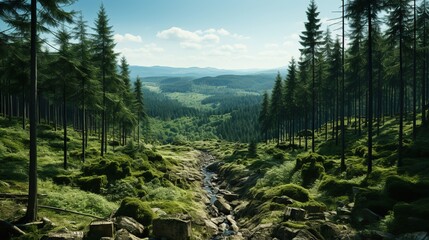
299;0;323;152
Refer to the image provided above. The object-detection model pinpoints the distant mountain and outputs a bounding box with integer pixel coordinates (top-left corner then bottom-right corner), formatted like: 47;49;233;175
129;65;285;78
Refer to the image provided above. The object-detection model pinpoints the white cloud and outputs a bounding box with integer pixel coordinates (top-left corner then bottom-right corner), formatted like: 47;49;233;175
114;33;142;43
180;42;202;50
157;27;248;46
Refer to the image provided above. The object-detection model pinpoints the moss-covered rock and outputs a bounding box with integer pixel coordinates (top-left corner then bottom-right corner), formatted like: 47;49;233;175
53;174;74;185
295;153;325;169
115;197;154;226
384;176;429;202
301;162;325;187
391;198;429;234
76;175;107;193
82;158;132;181
262;184;310;202
319;177;358;197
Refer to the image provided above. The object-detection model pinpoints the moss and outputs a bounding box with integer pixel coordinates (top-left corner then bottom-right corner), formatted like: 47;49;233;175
301;162;325;187
384;176;429;203
295;153;325;169
76;175;107;194
292;199;327;213
354;146;367;157
82;158;132;181
115;197;154;226
319;176;358;197
263;184;310;202
145;149;163;162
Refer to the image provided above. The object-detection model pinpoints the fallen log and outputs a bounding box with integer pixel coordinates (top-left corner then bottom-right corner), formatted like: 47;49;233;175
38;205;104;220
0;220;26;237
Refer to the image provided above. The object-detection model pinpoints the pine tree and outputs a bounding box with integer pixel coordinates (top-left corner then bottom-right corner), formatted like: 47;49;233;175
259;92;270;143
93;5;118;156
299;0;323;152
134;76;146;146
270;72;284;145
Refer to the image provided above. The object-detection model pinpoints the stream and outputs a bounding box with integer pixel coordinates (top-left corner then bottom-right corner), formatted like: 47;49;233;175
201;153;242;240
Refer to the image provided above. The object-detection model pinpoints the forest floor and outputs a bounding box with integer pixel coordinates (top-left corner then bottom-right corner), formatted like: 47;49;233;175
1;115;429;239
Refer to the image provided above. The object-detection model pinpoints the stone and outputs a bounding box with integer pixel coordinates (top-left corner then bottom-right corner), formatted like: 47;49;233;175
214;197;232;215
396;232;428;240
273;226;299;240
284;207;306;221
152;218;191;240
0;180;10;188
249;223;275;240
204;219;218;235
272;196;294;205
354;208;381;225
292;229;318;240
114;229;141;240
151;208;167;217
114;216;145;237
41;231;84;240
319;222;341;240
336;206;352;215
223;191;239;202
219;222;228;232
306;212;326;220
88;221;114;239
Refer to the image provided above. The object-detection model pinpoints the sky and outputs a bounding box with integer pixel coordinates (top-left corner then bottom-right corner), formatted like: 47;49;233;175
68;0;344;70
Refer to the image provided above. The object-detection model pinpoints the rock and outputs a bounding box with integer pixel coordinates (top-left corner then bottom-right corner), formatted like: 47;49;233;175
219;222;228;232
357;230;395;240
0;180;10;188
214;197;232;215
223;191;239;202
272;196;294;205
273;225;299;240
41;217;55;229
151;208;167;217
249;223;275;240
396;232;428;240
354;208;381;225
292;229;319;240
319;222;341;240
41;231;84;240
152;218;191;240
306;212;326;220
211;217;225;225
337;206;352;215
87;221;114;239
115;229;141;240
227;215;239;233
114;216;144;237
284;207;306;221
204;219;218;235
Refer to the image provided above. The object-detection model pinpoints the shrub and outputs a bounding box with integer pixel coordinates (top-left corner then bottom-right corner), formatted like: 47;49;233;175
115;197;154;226
76;175;107;194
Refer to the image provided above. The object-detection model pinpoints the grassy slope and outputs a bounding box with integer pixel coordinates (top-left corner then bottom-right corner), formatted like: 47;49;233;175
0;117;211;239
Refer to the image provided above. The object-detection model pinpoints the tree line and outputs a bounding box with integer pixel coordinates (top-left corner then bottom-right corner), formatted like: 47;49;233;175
0;1;147;222
259;0;429;173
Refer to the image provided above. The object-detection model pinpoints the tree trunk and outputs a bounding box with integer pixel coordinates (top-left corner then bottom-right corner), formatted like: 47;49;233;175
25;0;38;222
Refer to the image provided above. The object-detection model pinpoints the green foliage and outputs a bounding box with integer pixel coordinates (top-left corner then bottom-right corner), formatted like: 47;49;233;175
291;199;327;213
115;197;154;226
40;180;117;217
76;175;107;194
52;174;74;185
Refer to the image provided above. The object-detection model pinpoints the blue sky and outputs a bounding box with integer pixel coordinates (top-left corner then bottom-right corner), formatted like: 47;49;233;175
70;0;344;70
